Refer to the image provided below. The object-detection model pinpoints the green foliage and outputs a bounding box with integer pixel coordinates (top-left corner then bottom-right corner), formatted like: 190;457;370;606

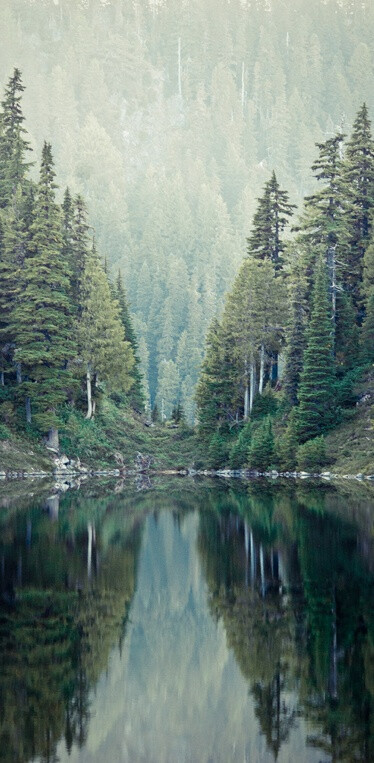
114;270;145;411
11;142;74;432
251;387;278;420
295;257;337;442
341;103;374;312
276;417;298;471
0;422;10;440
296;436;327;471
247;172;295;270
247;417;275;472
361;291;374;361
283;270;306;406
229;420;252;469
77;243;135;416
207;432;230;469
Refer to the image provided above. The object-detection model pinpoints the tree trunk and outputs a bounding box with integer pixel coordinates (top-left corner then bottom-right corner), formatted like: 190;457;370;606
259;344;265;395
47;427;59;452
0;371;4;387
243;356;249;419
25;397;32;424
249;362;256;413
16;362;22;384
327;244;337;328
86;364;93;419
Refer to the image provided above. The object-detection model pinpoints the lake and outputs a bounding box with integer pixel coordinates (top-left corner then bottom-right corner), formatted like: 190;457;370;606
0;477;373;762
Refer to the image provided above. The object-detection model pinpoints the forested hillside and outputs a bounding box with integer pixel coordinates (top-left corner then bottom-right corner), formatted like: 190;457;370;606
0;69;144;451
196;105;374;473
1;0;373;418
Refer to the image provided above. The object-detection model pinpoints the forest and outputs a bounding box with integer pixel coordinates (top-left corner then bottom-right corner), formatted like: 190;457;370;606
1;0;374;423
0;0;373;474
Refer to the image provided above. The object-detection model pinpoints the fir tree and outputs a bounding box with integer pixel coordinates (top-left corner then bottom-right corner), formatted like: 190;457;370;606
295;257;337;442
361;233;374;361
78;243;134;419
342;104;374;313
247;171;295;271
335;290;360;372
276;417;298;471
195;319;234;439
229;420;252;469
70;195;91;314
283;271;306;406
361;291;374;362
247;416;274;471
295;134;347;320
115;270;145;411
11;143;74;441
207;431;229;469
0;68;32;208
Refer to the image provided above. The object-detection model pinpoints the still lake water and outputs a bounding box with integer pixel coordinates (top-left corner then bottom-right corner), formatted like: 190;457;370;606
1;478;374;762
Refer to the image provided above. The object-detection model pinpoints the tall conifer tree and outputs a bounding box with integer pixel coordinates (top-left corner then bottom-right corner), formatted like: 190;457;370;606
195;319;234;439
11;143;74;442
78;244;134;419
295;257;336;442
115;270;144;410
284;272;306;406
295;134;346;322
0;68;32;208
342;103;374;314
247;171;295;271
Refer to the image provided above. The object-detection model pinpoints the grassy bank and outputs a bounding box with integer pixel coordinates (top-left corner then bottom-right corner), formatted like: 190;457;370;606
0;369;372;477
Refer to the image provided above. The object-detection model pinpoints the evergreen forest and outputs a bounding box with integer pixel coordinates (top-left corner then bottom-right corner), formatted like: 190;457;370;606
1;0;374;424
0;0;373;473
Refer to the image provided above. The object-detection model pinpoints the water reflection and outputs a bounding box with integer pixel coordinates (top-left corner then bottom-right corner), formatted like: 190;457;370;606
0;479;373;761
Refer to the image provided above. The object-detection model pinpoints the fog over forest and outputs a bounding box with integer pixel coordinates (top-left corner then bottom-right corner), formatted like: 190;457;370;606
2;0;373;419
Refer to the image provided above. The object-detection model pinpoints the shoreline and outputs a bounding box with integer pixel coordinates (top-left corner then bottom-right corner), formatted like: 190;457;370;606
0;465;373;483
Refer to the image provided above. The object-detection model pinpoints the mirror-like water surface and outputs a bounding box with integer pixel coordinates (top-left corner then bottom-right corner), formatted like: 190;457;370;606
0;478;374;762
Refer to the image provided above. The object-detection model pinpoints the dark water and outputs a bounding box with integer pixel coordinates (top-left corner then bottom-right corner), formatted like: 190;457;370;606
0;478;374;762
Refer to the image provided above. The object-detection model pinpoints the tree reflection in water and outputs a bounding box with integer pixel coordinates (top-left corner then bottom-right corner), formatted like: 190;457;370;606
197;481;374;762
0;479;373;762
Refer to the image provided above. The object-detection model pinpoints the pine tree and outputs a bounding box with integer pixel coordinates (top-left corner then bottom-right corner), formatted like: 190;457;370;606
247;416;274;471
11;143;74;441
342;104;374;313
78;244;134;419
247;171;295;271
0;184;35;382
70;195;91;314
295;257;337;442
0;68;32;208
115;270;145;411
361;233;374;360
361;291;374;362
207;431;229;469
283;270;306;406
277;417;298;471
195;319;234;439
335;290;360;372
295;134;347;320
229;420;252;469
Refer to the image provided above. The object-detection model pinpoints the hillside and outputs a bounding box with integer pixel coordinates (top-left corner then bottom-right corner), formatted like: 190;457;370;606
0;401;203;476
325;367;374;476
0;372;372;478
